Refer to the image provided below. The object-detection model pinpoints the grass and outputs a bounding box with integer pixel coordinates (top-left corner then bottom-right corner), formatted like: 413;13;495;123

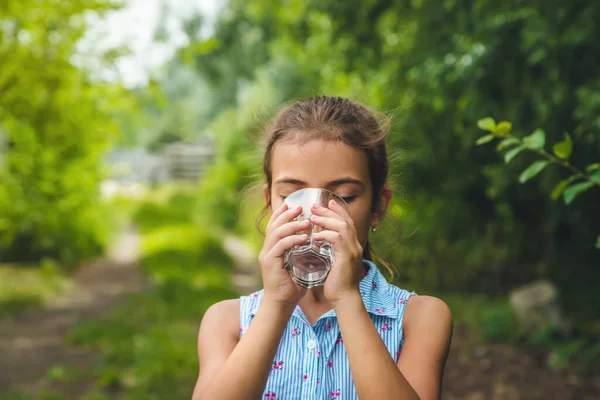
0;259;69;317
27;186;240;399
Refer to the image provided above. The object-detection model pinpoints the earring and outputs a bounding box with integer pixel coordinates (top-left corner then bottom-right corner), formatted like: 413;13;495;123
371;226;377;232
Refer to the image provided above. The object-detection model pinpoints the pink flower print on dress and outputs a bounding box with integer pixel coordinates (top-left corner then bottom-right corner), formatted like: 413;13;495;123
325;323;332;331
303;374;308;381
253;292;258;298
317;378;321;385
372;280;377;290
395;350;400;358
380;322;390;332
272;361;284;370
330;389;341;398
315;349;321;357
375;308;385;314
335;337;343;344
327;358;333;368
398;297;407;305
291;327;301;337
265;392;276;399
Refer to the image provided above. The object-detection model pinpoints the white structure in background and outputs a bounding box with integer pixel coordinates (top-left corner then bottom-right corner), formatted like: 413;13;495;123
164;137;214;181
103;147;168;184
101;137;214;198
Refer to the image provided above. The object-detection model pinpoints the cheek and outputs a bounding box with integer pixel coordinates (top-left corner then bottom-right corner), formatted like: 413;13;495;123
347;206;372;246
269;191;284;212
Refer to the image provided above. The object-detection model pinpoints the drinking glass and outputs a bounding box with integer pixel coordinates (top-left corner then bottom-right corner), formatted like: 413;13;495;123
283;188;348;289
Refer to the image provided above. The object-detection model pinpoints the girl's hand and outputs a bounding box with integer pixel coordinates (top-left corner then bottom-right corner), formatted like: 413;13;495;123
258;202;309;306
310;200;365;305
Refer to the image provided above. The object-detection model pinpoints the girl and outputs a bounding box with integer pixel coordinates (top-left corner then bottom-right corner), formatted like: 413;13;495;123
193;96;453;400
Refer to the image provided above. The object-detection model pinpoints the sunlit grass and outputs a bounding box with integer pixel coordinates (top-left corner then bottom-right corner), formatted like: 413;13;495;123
0;260;69;317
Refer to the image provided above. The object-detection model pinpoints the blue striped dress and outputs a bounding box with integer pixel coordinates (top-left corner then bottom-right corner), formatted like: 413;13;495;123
239;260;416;400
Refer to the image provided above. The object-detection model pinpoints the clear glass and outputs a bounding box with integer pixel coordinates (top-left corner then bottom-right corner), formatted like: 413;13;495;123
283;188;348;289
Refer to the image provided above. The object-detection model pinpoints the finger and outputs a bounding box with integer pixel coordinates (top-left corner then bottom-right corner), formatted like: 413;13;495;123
264;219;311;250
327;199;353;223
267;205;303;235
312;230;360;255
266;202;289;232
266;233;309;261
310;203;345;221
309;214;347;233
312;230;345;246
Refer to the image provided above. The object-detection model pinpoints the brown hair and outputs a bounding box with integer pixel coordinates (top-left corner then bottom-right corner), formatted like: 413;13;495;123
259;96;395;277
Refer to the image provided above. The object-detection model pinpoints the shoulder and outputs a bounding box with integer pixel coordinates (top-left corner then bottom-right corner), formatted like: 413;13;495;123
198;299;240;340
403;295;453;340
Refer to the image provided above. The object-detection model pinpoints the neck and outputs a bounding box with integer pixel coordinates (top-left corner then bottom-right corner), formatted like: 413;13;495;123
302;286;328;303
297;262;370;320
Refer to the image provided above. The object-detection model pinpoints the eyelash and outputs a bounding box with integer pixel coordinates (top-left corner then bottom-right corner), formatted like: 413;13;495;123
280;195;356;203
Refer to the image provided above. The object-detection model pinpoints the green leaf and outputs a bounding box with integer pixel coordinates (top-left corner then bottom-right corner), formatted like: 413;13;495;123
563;181;594;205
497;137;520;151
476;134;495;145
518;161;550;183
551;177;576;200
591;170;600;184
496;121;512;134
523;129;546;149
596;236;600;250
477;117;496;132
552;133;572;159
504;145;526;164
586;163;600;173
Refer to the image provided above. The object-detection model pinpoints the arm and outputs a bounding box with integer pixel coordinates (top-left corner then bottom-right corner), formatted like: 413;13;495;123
334;293;452;400
334;292;419;400
397;295;453;399
192;298;295;400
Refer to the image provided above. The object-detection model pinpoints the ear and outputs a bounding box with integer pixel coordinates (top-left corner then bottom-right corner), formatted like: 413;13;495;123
263;183;271;207
372;184;393;227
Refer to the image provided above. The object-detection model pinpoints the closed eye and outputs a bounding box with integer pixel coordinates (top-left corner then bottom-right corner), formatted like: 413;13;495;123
280;194;356;203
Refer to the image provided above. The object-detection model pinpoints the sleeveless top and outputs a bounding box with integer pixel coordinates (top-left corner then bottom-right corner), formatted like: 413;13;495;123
239;260;416;400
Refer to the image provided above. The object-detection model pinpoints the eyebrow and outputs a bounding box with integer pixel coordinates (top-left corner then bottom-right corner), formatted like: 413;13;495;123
274;177;365;189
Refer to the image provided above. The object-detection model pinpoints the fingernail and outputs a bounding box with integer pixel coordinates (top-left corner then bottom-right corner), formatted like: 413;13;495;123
294;205;301;211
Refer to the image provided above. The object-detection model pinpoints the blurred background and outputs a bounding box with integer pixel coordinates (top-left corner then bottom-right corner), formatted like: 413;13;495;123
0;0;599;399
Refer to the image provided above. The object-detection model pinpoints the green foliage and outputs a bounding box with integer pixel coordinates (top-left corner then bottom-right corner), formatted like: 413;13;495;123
476;120;599;239
0;0;136;266
480;303;521;343
180;0;600;312
518;161;549;183
441;294;521;343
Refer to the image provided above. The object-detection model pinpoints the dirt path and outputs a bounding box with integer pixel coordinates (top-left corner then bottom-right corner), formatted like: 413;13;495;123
443;327;600;399
0;225;151;393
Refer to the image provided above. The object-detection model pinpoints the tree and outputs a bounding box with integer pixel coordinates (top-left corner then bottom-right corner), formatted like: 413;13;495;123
177;0;600;329
0;0;135;265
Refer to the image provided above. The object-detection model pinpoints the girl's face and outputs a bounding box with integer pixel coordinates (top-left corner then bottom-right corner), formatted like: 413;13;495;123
267;139;390;248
